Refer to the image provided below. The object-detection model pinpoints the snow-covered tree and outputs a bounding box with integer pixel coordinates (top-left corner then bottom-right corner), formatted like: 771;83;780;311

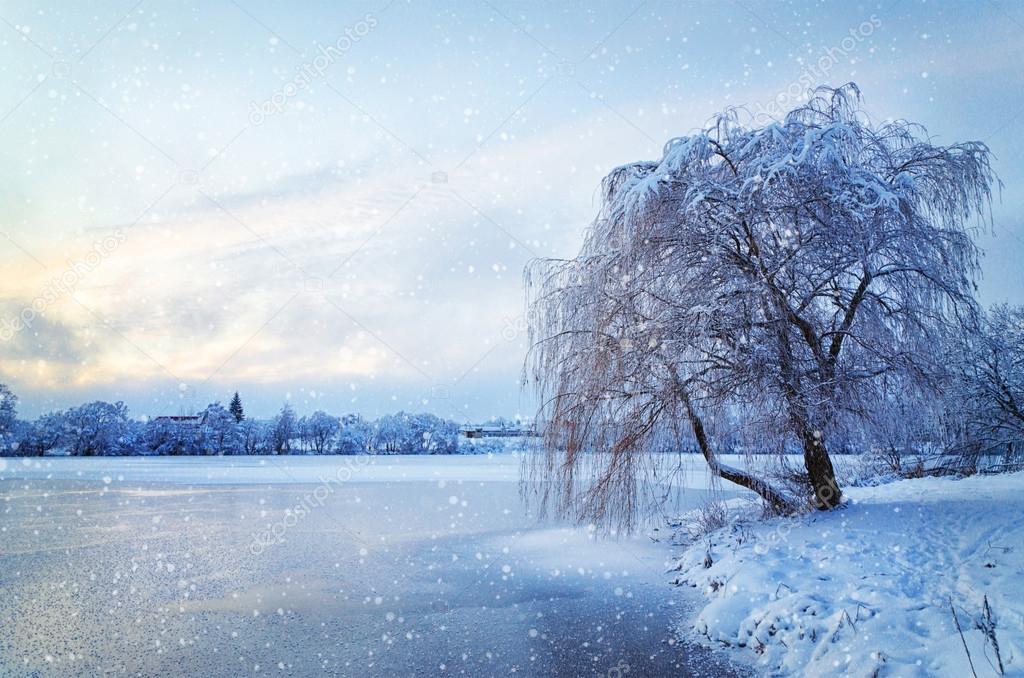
369;413;407;454
951;305;1024;469
527;84;997;524
301;411;341;454
16;412;69;456
370;412;460;454
337;414;370;455
270;403;296;454
0;384;17;454
229;392;245;423
198;402;242;455
240;419;271;455
417;414;460;454
60;401;134;456
143;417;200;456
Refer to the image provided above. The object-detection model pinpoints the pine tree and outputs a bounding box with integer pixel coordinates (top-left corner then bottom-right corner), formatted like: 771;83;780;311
229;392;244;423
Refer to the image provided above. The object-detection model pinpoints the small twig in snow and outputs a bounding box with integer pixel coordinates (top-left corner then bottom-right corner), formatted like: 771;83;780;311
950;597;979;678
830;609;856;643
984;541;1012;556
975;595;1005;675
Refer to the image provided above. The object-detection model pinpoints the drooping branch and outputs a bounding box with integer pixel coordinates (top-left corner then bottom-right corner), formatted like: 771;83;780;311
674;377;798;514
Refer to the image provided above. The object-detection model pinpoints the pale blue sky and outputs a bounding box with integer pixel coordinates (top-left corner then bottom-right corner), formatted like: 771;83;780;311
1;0;1022;420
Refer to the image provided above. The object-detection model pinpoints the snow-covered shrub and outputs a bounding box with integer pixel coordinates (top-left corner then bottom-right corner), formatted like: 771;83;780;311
683;500;731;541
457;436;503;454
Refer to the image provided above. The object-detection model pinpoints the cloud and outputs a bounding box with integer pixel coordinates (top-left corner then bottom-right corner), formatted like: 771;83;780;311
0;88;677;413
3;0;1022;420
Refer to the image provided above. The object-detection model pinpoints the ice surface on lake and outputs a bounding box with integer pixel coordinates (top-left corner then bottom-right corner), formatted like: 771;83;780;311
1;453;525;484
0;455;743;677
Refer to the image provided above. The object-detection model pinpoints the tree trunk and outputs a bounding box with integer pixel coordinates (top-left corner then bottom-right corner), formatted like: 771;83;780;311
801;428;843;509
768;305;844;511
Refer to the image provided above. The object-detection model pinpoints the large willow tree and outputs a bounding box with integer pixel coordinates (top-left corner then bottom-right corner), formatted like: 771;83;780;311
526;84;996;525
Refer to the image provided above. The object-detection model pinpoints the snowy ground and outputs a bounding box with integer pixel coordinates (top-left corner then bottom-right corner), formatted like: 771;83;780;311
672;471;1024;677
0;454;744;677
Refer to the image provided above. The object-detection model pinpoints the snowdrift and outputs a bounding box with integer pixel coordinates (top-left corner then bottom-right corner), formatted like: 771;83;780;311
673;472;1024;676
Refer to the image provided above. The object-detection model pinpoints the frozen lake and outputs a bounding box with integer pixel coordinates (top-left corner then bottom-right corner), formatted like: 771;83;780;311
0;455;742;676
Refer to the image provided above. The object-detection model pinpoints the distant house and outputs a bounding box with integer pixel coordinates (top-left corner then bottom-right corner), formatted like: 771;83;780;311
459;424;538;439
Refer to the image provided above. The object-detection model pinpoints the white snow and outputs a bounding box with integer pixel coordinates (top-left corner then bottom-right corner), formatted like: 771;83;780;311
672;471;1024;677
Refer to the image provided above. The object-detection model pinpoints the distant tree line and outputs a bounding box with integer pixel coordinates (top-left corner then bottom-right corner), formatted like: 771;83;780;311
0;390;477;457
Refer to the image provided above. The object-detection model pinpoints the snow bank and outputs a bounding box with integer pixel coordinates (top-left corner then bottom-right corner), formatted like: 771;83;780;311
672;472;1024;676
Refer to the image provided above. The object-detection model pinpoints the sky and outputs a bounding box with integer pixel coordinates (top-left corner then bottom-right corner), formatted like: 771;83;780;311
0;0;1022;421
